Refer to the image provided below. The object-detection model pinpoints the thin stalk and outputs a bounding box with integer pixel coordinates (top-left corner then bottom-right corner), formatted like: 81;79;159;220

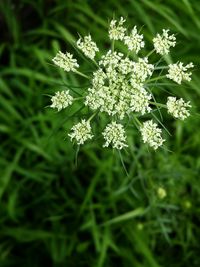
149;101;167;108
75;70;90;79
112;40;115;52
147;75;166;82
147;48;155;57
88;112;98;122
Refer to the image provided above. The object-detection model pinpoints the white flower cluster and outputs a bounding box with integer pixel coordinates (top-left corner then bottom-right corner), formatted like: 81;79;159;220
52;51;79;72
50;17;193;150
167;97;191;120
124;26;145;54
50;90;73;111
102;121;127;149
140;120;165;150
109;17;126;40
153;29;176;55
167;62;194;84
68;120;93;145
77;35;99;60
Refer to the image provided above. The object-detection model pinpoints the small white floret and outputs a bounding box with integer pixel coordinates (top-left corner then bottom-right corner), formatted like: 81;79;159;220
140;120;165;150
102;121;128;149
124;26;145;54
167;96;191;120
166;62;193;84
52;51;79;72
109;17;126;40
50;90;73;111
153;29;176;55
68;119;93;145
77;35;99;60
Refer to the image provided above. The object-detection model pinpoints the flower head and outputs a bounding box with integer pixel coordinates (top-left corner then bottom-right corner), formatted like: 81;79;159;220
77;35;99;60
140;120;165;150
68;119;93;145
102;121;128;149
133;57;154;82
167;97;191;120
124;26;145;53
50;17;193;151
109;17;126;40
50;90;73;111
52;51;79;72
153;29;176;55
166;62;194;84
99;50;123;68
130;88;152;114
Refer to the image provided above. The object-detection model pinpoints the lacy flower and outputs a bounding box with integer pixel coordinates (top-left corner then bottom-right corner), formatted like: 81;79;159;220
140;120;165;150
77;35;99;60
102;121;128;149
50;19;193;151
68;120;93;145
166;62;194;84
124;26;145;54
50;90;73;111
153;29;176;55
167;97;191;120
109;17;126;40
52;51;79;72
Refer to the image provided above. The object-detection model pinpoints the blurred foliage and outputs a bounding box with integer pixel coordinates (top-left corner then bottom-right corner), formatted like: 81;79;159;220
0;0;200;266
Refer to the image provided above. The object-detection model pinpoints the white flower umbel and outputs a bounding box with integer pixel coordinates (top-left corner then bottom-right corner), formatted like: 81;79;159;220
99;50;123;68
130;88;152;114
166;62;194;84
133;57;154;82
77;35;99;60
140;120;165;150
109;17;126;40
153;29;176;55
50;90;73;111
68;119;93;145
124;26;145;54
52;51;79;72
118;58;134;75
167;97;191;120
50;17;194;151
102;121;128;149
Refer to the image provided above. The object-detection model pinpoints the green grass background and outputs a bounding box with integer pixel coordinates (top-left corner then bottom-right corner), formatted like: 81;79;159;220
0;0;200;266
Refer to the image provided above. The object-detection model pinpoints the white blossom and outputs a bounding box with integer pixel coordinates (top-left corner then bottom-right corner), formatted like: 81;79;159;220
166;62;194;84
109;17;126;40
133;57;154;82
124;26;145;53
99;50;123;68
153;29;176;55
118;58;134;74
50;90;73;111
68;119;93;145
167;96;191;120
77;35;99;60
102;121;128;149
140;120;165;150
130;88;152;114
52;51;79;72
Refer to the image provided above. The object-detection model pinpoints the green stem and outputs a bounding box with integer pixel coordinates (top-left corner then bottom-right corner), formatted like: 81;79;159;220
88;112;98;122
112;40;115;52
133;115;142;127
147;48;155;57
147;75;166;82
149;101;167;108
75;70;90;79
